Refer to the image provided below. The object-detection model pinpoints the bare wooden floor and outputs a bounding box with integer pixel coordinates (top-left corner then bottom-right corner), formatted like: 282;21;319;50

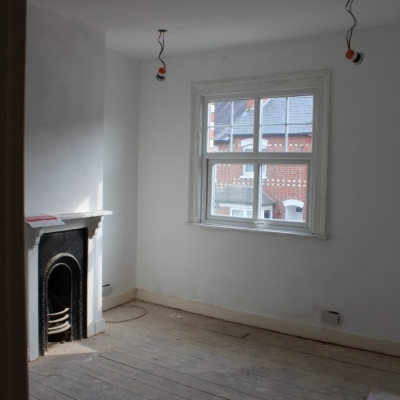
29;300;400;400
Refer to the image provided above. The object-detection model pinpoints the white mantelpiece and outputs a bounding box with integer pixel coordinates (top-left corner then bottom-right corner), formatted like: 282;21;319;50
25;211;112;362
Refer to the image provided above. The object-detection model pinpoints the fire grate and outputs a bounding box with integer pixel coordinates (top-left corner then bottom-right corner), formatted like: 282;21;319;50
48;307;70;336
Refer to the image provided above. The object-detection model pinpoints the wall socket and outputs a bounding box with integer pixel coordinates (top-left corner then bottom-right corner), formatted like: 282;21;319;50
102;284;112;297
321;310;340;325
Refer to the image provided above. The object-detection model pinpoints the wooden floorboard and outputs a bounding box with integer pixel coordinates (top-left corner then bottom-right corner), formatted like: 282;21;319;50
104;323;390;398
86;356;228;400
166;323;400;390
136;302;400;374
29;377;76;399
61;363;154;400
101;350;285;400
133;301;400;374
29;300;400;400
125;332;367;399
101;349;319;400
109;338;351;400
30;372;112;400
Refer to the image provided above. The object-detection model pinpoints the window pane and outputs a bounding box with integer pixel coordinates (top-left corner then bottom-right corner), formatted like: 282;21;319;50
244;164;254;173
212;163;254;217
288;124;312;152
288;96;313;124
259;164;308;222
231;209;244;217
207;99;253;153
262;124;286;134
260;95;313;153
261;97;286;124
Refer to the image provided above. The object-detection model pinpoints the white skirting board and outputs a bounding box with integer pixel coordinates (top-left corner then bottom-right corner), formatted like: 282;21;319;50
136;289;400;358
102;289;137;311
368;393;400;400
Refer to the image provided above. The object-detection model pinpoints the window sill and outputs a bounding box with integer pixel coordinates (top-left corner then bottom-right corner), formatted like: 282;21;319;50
188;222;328;240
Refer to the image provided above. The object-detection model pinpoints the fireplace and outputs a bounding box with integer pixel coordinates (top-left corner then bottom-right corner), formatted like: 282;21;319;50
39;229;87;355
25;211;111;361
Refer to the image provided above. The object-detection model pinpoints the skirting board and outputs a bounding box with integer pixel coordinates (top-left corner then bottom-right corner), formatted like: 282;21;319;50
102;289;137;311
136;289;400;358
368;394;400;400
94;319;106;334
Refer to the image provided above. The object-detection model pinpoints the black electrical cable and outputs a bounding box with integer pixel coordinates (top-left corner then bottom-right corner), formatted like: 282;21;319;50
345;0;358;50
105;305;148;323
158;30;166;70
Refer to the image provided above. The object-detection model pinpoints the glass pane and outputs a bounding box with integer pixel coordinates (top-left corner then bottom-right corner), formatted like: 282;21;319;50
261;97;286;124
232;125;253;136
244;164;254;173
207;99;253;153
262;124;286;134
209;126;231;152
288;124;312;152
212;163;254;217
260;125;285;152
260;95;313;153
288;96;313;124
213;100;231;125
232;209;244;217
259;164;308;222
288;124;312;134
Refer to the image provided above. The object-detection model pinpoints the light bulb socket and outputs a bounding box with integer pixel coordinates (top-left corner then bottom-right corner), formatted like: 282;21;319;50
156;67;166;81
346;49;364;65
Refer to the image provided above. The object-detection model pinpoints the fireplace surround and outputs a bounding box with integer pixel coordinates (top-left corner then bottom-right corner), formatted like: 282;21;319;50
25;211;111;361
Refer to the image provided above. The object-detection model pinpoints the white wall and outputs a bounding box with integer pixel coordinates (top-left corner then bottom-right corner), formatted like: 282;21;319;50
103;49;141;299
25;4;105;214
137;24;400;344
25;4;140;312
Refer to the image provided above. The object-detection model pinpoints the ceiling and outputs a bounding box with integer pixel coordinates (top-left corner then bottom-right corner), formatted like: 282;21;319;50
30;0;400;60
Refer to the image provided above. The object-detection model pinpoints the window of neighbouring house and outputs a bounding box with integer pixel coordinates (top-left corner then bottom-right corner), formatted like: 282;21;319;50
231;208;253;218
189;71;329;238
241;139;267;179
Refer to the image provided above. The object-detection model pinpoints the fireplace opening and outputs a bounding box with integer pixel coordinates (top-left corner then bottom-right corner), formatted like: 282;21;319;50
39;229;88;355
48;264;72;340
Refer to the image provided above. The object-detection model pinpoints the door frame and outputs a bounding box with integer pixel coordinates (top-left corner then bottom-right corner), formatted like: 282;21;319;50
0;0;29;398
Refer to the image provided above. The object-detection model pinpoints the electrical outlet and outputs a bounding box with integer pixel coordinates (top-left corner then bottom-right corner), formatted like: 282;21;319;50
321;310;340;325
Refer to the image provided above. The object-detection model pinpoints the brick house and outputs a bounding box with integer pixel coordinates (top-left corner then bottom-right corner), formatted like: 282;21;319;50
210;96;312;221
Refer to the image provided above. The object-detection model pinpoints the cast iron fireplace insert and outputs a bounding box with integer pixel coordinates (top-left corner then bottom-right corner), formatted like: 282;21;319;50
38;228;88;355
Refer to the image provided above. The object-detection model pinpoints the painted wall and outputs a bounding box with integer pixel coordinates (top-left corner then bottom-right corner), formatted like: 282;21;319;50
137;24;400;344
25;4;105;214
25;4;140;310
103;49;141;298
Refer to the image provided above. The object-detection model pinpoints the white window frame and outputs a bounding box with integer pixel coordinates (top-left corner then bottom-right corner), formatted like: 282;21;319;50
241;139;268;179
189;70;329;238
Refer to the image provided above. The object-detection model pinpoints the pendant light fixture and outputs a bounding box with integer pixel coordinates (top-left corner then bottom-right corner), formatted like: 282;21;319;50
156;29;167;81
345;0;364;65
